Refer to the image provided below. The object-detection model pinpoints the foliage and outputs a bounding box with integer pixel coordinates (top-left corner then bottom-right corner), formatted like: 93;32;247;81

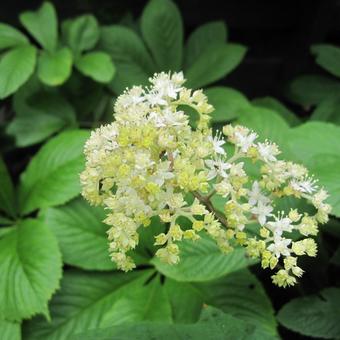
0;1;339;339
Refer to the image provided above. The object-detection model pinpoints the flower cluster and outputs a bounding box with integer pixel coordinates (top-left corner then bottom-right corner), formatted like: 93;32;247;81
80;72;331;287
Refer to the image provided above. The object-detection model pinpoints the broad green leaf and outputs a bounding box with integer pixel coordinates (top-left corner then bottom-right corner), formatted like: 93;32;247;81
286;74;340;107
37;48;73;86
185;21;227;68
277;287;340;339
0;217;14;226
19;2;57;52
75;307;258;340
0;23;28;49
62;14;99;55
41;197;114;270
100;275;172;327
0;320;21;340
0;45;36;99
75;51;115;83
7;79;76;146
0;219;62;321
99;25;155;94
311;94;340;124
195;269;278;336
0;157;16;217
185;43;247;89
311;44;340;78
152;234;256;282
206;86;250;123
19;129;89;215
252;96;301;126
24;270;155;340
141;0;183;71
164;279;203;323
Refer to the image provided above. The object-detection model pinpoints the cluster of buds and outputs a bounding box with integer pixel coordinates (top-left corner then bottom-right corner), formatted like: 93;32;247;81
80;72;331;287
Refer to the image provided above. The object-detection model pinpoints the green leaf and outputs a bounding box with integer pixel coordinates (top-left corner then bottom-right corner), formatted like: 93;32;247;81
206;86;250;123
152;234;256;282
195;269;278;336
74;307;258;340
311;94;340;124
19;129;89;215
0;219;62;321
164;279;203;323
0;157;16;217
141;0;183;71
75;51;115;83
7;79;77;146
24;270;155;339
20;2;58;52
311;44;340;78
41;197;115;270
62;14;99;55
37;48;73;86
277;287;340;339
0;45;36;99
99;25;155;94
252;96;301;126
185;43;247;89
0;217;14;226
0;23;28;49
0;320;21;340
286;74;340;107
185;21;227;68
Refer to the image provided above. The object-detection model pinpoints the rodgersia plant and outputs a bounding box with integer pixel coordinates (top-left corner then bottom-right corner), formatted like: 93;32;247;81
81;72;331;287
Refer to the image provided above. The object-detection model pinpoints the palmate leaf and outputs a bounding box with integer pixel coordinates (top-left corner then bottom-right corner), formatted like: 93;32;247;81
0;23;28;49
19;2;58;52
185;43;247;89
141;0;183;71
0;157;16;218
0;320;21;340
184;21;227;68
18;129;89;215
0;219;62;321
277;287;340;339
152;234;257;282
0;45;36;99
23;270;168;340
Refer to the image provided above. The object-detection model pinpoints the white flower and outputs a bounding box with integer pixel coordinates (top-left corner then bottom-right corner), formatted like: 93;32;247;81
248;181;270;206
235;131;257;152
267;216;293;237
290;177;318;194
209;133;226;155
205;158;231;180
268;237;292;258
251;201;273;225
257;141;280;163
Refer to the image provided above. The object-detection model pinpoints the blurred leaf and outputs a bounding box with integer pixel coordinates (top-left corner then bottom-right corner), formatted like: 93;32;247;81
0;219;62;321
185;43;247;89
311;94;340;124
75;51;115;83
41;197;115;271
164;279;203;323
0;157;16;217
62;14;99;55
74;307;258;340
24;270;153;339
7;80;77;146
37;48;73;86
0;320;21;340
0;217;14;226
19;129;89;215
286;74;340;107
141;0;183;71
0;45;36;99
0;23;28;49
20;2;57;52
206;86;250;123
311;44;340;78
99;25;155;94
152;234;256;282
195;269;278;337
277;287;340;339
252;96;301;126
185;21;227;68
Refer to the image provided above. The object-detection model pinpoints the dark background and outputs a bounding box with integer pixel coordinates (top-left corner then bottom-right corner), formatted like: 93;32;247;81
1;0;340;101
